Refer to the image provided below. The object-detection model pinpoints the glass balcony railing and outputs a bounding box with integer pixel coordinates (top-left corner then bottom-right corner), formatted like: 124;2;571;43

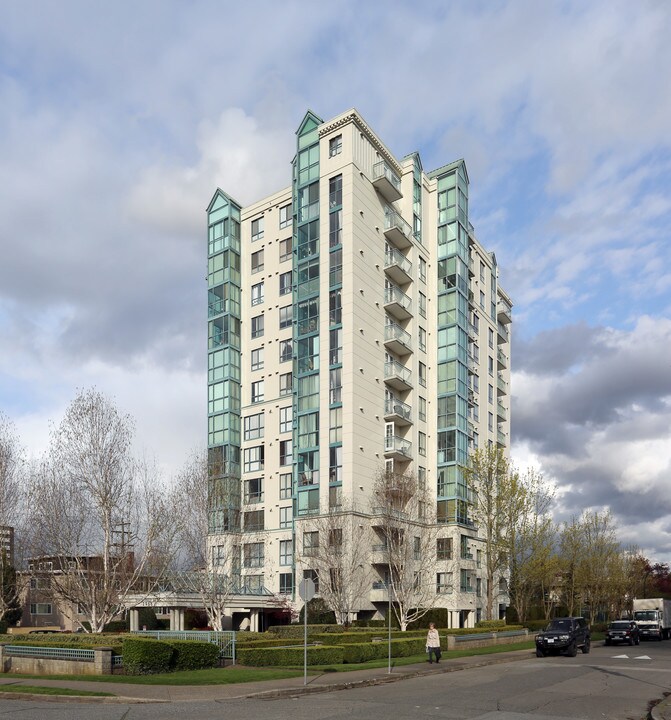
372;160;402;201
384;207;412;244
497;348;508;368
384;360;412;387
497;402;507;421
384;397;412;423
497;373;508;394
384;246;412;278
384;322;412;350
384;435;412;457
384;285;412;316
497;321;509;343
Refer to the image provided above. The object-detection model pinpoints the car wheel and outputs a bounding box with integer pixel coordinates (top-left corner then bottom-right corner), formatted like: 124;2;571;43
581;638;590;654
567;641;578;657
536;649;545;658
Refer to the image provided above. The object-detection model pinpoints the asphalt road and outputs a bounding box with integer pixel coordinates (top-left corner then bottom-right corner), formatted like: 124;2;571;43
0;641;669;720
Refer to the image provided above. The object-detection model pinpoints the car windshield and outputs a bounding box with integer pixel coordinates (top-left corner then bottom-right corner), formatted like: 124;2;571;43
610;622;630;629
546;619;571;631
634;611;657;621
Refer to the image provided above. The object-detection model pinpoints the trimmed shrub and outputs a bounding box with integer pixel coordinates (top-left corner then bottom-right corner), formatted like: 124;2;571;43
122;637;173;675
475;619;507;630
267;624;344;639
103;620;129;633
166;639;220;671
236;638;303;649
237;644;344;667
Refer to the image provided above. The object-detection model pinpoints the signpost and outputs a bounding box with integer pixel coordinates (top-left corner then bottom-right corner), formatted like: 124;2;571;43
298;577;315;686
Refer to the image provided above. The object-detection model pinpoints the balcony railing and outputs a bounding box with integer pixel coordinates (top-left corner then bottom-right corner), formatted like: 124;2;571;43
384;246;412;285
372;160;402;202
497;429;507;446
497;321;509;343
384;284;412;320
384;435;412;458
497;348;508;369
384;322;412;355
384;397;412;424
497;402;507;421
497;302;512;325
384;360;413;390
497;373;508;395
384;207;412;249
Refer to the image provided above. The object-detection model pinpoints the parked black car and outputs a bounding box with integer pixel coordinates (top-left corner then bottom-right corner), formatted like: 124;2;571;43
604;620;640;646
535;617;591;657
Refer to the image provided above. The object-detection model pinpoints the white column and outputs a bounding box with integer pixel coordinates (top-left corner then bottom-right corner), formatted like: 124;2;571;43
129;608;139;632
250;609;259;632
178;608;185;631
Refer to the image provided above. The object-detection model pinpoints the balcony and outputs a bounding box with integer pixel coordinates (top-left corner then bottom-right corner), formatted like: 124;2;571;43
468;322;479;341
384;246;412;285
384;360;413;391
497;429;507;447
371;544;389;564
384;207;413;249
497;321;509;344
497;302;512;325
370;581;390;602
467;351;478;374
384;435;412;460
384;285;412;321
384;322;412;356
497;373;508;396
496;401;507;421
372;160;402;202
467;388;475;406
384;397;412;426
497;348;508;369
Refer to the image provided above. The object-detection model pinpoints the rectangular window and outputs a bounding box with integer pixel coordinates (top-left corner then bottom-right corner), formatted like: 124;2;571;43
419;327;426;353
279;305;293;329
329;289;341;325
251;347;264;371
251;282;264;306
243;510;264;532
251;314;264;339
243;542;264;568
279;506;292;529
329;135;342;157
480;261;485;282
329;407;342;444
418;431;426;456
279;236;292;262
329;445;342;484
279;572;293;594
418;465;426;489
418;396;426;422
243;445;264;473
244;574;264;592
437;537;453;560
330;328;343;365
488;384;494;404
279;472;292;499
329;175;342;208
279;339;293;363
251;380;264;404
251;216;264;241
30;603;52;615
480;290;485;309
279;203;292;230
329;485;342;509
279;270;292;296
437;572;452;594
243;413;264;441
419;292;427;319
329;367;342;404
329;208;342;247
303;530;319;555
419;256;427;283
419;362;427;388
329;247;342;286
251;249;264;274
244;477;263;504
280;406;292;433
280;439;293;466
279;539;293;566
489;327;494;349
303;568;319;594
279;372;292;397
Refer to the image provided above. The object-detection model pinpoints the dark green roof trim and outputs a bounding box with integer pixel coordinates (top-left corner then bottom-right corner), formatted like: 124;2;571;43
296;110;324;136
207;188;243;213
427;158;469;183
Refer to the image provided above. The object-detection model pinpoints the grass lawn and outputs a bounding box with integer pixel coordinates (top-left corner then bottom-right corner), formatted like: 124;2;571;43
2;641;535;685
0;684;114;697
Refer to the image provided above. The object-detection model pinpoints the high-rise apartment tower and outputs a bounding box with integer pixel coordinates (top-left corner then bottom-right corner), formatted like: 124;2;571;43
206;109;512;629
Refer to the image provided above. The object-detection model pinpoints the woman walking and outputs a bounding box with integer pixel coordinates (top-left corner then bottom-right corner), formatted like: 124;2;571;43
426;622;441;664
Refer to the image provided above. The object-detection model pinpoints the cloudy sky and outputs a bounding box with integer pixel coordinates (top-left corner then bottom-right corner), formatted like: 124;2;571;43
1;1;670;563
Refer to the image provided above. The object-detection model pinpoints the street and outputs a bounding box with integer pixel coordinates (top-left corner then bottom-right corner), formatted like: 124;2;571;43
0;642;669;720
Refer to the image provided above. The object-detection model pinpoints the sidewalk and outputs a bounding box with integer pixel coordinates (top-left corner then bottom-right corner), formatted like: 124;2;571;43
0;649;535;704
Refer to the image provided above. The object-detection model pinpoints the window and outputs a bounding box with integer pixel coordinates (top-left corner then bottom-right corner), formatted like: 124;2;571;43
488;412;493;432
303;531;319;556
329;207;342;247
419;256;427;283
279;472;292;499
329;407;342;443
329;135;342;157
480;261;485;282
279;572;293;594
436;572;452;594
279;339;293;363
480;290;485;309
303;568;319;593
280;439;293;466
279;203;292;229
251;314;264;338
244;413;264;440
278;372;293;398
279;539;293;566
418;465;426;489
30;603;52;615
244;477;263;504
243;510;264;532
251;347;264;371
280;406;292;433
329;247;342;286
251;249;264;274
329;175;342;208
418;431;426;456
243;542;264;568
460;569;473;592
419;327;426;353
329;445;342;484
330;328;342;365
329;289;341;325
279;305;293;329
243;574;264;592
329;367;342;404
251;380;264;404
329;485;342;509
419;292;427;319
279;506;292;529
488;384;494;404
251;282;264;306
437;537;453;560
279;271;292;296
419;362;427;388
419;396;426;422
488;356;494;376
244;445;264;473
488;327;494;349
279;237;292;262
251;216;264;241
477;549;483;568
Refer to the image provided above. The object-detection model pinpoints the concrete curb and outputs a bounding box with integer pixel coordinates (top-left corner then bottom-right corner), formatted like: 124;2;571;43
0;690;166;704
650;693;671;720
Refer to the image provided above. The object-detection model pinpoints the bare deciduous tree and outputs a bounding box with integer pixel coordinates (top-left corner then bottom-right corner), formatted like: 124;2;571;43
371;467;437;631
295;506;371;625
25;389;179;632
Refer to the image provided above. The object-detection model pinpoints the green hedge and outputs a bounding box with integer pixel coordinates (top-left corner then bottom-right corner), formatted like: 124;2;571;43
475;619;507;630
166;639;220;670
122;637;173;675
236;638;304;649
267;624;346;638
237;644;344;666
